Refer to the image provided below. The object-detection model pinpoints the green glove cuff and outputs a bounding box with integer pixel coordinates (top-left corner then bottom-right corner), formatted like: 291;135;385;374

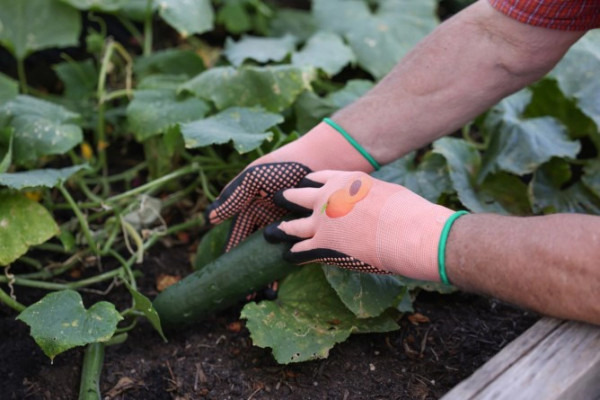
437;210;469;285
323;118;381;170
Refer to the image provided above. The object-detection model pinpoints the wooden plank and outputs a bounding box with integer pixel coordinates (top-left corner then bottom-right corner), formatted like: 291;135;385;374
441;318;600;400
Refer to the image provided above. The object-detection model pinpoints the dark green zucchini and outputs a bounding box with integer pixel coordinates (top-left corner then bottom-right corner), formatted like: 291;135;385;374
153;228;296;327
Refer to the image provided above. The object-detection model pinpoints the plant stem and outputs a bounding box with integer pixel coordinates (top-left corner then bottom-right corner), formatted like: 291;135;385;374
84;162;147;184
17;57;28;94
58;184;99;254
106;163;199;203
35;243;71;254
52;164;199;212
107;248;137;290
96;39;133;195
101;88;133;102
116;15;144;46
143;0;153;56
4;268;124;291
78;343;105;400
0;287;25;312
17;256;43;270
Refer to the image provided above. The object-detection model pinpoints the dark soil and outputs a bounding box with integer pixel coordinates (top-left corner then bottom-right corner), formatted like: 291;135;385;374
0;245;538;400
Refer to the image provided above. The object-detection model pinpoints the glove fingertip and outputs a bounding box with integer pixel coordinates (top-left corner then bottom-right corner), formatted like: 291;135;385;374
297;177;324;189
264;222;304;244
273;190;312;215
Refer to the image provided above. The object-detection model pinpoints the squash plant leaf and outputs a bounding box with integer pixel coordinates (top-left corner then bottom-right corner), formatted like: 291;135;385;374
524;78;598;144
53;59;98;101
17;290;122;360
433;137;530;215
182;107;282;153
0;165;88;190
216;0;252;34
117;0;156;21
312;0;438;78
0;0;81;61
224;34;296;67
180;65;315;112
322;265;408;319
530;158;600;215
549;30;600;132
127;87;210;142
292;32;355;76
270;9;317;43
122;281;167;342
157;0;214;38
0;192;59;266
0;73;18;104
59;0;129;11
1;96;83;165
373;152;452;203
479;89;580;180
241;265;398;364
294;79;373;133
134;49;205;79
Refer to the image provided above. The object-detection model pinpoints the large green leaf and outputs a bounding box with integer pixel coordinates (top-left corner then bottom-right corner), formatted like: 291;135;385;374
549;31;600;130
180;65;315;112
294;79;373;132
0;192;59;266
127;88;210;142
0;96;83;164
0;0;81;60
241;265;398;364
17;290;122;360
59;0;129;11
312;0;437;78
0;165;87;189
118;0;155;21
0;73;18;104
322;265;407;318
134;49;205;79
269;9;317;42
224;34;296;66
530;158;600;215
480;90;580;180
372;152;452;203
216;0;252;34
525;78;598;143
433;137;530;214
292;32;355;76
54;59;98;100
181;107;282;153
157;0;214;37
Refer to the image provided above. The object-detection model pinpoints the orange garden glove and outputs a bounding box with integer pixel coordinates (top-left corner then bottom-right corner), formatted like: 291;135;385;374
264;170;467;283
206;119;380;252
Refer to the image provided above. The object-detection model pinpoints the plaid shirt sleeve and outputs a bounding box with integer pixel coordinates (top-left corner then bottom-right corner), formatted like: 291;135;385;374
488;0;600;30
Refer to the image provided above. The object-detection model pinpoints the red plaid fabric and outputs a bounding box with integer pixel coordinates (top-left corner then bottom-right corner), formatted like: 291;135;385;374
489;0;600;30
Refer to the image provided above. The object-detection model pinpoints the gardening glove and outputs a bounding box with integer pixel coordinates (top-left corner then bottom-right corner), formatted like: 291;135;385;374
264;170;459;282
206;120;378;252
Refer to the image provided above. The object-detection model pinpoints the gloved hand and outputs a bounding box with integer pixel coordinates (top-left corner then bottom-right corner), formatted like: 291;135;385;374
206;120;377;252
264;170;461;282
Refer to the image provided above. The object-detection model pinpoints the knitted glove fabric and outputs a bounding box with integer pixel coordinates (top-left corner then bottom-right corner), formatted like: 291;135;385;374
206;121;374;251
265;170;454;281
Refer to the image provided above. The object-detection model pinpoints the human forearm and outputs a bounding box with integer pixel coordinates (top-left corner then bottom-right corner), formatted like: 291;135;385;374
334;0;584;164
447;213;600;325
